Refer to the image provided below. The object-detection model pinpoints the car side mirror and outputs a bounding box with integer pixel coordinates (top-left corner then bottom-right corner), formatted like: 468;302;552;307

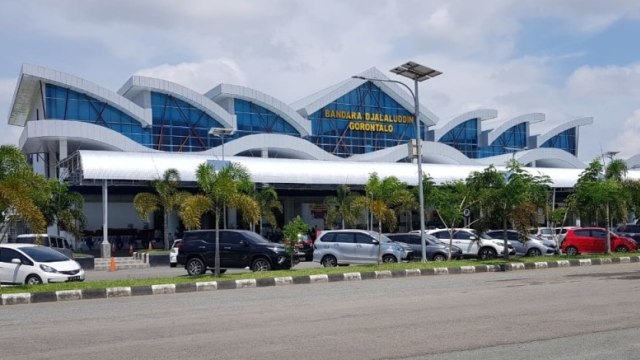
11;258;22;265
470;236;477;240
371;239;380;245
240;240;249;247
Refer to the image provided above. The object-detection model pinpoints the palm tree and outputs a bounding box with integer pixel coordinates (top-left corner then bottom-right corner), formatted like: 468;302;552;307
181;162;259;276
133;168;191;250
323;184;364;229
0;145;47;239
363;173;408;233
41;180;86;240
254;185;282;234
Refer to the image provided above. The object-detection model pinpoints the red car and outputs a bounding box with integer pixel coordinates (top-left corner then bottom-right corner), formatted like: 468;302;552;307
561;227;637;255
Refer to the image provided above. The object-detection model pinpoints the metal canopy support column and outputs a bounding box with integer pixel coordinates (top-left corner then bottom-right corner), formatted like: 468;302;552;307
101;179;111;258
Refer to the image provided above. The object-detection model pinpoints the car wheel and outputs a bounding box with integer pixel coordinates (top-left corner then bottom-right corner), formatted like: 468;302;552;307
186;258;206;276
169;263;177;268
382;254;397;263
565;246;578;256
321;255;337;267
615;245;629;253
478;247;497;260
432;253;447;262
25;274;42;285
527;248;542;257
251;258;272;272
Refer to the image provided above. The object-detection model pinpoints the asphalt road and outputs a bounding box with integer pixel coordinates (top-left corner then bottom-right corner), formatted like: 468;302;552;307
2;264;640;360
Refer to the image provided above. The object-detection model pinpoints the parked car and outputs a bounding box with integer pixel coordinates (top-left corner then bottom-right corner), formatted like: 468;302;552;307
312;229;412;267
295;234;314;261
169;239;181;267
385;232;463;261
14;234;74;258
0;243;85;285
484;230;555;256
613;224;640;243
425;228;515;259
554;226;577;246
561;227;637;255
177;229;296;275
528;227;556;245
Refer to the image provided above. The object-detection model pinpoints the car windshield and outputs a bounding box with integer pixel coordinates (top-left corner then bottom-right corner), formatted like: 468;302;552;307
424;234;443;244
478;232;493;240
540;228;553;235
20;246;70;262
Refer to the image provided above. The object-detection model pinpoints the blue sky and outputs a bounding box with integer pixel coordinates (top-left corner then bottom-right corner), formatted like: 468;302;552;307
1;0;640;162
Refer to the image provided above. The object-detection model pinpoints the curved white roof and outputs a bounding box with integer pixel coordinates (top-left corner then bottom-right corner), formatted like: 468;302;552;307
118;76;236;128
431;109;498;141
485;113;544;145
199;133;341;161
349;141;475;165
70;150;640;188
206;83;311;136
9;64;151;128
19;120;156;153
475;148;585;168
531;117;594;145
626;155;640;169
292;67;438;127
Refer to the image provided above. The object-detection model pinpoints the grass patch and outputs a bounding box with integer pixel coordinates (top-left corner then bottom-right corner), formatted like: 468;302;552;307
1;253;637;295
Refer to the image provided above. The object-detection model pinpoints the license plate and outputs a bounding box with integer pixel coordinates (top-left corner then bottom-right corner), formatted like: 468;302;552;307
68;276;81;281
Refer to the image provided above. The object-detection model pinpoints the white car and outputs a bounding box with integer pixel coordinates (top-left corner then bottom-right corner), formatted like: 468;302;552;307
169;239;182;267
426;228;515;259
0;244;85;285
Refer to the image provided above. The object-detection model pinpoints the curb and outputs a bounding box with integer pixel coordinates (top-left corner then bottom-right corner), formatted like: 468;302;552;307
2;256;640;306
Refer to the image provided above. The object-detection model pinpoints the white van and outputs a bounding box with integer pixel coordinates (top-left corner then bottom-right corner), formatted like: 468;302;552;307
14;234;74;258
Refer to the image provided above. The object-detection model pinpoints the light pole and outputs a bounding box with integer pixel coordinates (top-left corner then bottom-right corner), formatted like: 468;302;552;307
208;127;235;161
353;61;442;262
601;150;619;254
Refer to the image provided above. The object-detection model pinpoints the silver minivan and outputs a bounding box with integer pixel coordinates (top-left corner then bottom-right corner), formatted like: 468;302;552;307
14;234;74;259
312;229;412;267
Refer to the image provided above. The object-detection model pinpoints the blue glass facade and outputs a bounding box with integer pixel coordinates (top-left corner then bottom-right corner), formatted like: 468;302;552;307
150;92;226;152
541;128;577;155
477;123;528;158
307;82;419;157
234;99;300;137
438;118;479;158
45;84;152;147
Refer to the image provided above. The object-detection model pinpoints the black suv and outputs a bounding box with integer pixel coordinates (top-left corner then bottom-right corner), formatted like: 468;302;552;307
176;229;295;275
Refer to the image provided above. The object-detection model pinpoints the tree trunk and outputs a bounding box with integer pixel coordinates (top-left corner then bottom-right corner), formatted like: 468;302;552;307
215;208;221;277
503;210;509;260
163;211;169;250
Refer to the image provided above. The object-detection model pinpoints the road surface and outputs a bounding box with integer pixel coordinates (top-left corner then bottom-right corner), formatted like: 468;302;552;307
2;263;640;359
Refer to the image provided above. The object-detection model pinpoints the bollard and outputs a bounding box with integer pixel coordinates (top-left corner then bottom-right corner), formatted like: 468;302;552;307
148;241;153;251
109;256;117;272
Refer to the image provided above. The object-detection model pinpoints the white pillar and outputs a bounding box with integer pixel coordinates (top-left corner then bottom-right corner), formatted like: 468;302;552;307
101;180;111;258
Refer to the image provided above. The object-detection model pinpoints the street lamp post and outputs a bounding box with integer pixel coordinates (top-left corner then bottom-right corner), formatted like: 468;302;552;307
353;61;442;262
208;127;235;161
602;150;619;254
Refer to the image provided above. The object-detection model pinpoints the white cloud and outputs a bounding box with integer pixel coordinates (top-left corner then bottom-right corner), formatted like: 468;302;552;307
613;110;640;157
135;59;247;93
2;1;640;163
0;77;21;146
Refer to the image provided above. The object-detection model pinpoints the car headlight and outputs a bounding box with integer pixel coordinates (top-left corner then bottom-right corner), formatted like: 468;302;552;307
40;264;58;273
394;246;404;252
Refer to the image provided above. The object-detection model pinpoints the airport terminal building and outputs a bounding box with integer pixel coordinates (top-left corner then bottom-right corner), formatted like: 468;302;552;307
7;64;638;236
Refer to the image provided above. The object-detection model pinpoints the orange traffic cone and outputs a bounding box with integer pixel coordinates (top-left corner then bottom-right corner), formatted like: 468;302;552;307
109;256;117;272
148;241;153;251
128;244;134;256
